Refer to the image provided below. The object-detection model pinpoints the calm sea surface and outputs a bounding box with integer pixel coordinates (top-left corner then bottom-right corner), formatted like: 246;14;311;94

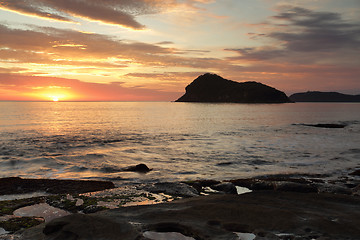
1;102;359;185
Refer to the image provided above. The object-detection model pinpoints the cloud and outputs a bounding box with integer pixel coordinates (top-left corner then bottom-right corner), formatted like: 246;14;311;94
0;67;27;74
226;6;360;66
1;4;359;98
220;6;360;94
0;23;170;65
0;23;232;73
270;6;360;52
0;0;214;29
0;0;159;29
225;47;285;61
156;41;174;45
0;22;240;98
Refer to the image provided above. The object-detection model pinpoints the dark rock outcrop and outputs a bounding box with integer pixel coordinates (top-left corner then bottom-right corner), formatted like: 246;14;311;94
0;177;115;195
175;73;291;103
298;123;348;128
350;169;360;176
275;181;318;193
210;182;237;194
42;214;140;240
290;91;360;102
22;191;360;240
123;163;152;173
140;182;199;197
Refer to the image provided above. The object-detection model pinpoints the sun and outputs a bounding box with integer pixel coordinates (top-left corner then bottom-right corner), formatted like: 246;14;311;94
52;97;59;102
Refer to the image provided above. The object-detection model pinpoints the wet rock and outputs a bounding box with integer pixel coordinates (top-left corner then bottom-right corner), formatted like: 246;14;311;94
251;181;275;191
275;182;318;193
0;197;42;216
13;203;70;222
211;182;237;194
0;177;115;195
22;191;360;240
0;217;43;233
350;169;360;176
229;179;274;191
123;163;152;173
254;230;280;240
317;184;353;195
42;214;139;240
229;179;256;189
82;205;107;214
216;161;234;166
141;182;199;198
300;123;347;128
143;231;195;240
230;176;325;193
184;180;221;193
190;179;221;187
353;185;360;196
256;174;315;184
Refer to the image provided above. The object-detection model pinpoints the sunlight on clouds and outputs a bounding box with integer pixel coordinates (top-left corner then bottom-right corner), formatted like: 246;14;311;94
52;43;87;49
0;6;75;24
0;1;359;100
26;85;75;101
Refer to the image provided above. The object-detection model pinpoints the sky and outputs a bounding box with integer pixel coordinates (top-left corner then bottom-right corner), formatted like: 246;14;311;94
0;0;359;101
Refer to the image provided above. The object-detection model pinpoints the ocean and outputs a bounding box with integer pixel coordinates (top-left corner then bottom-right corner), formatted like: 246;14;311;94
1;102;359;186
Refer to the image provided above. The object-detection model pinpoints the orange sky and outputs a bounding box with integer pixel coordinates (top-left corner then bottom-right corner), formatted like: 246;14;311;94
0;0;359;101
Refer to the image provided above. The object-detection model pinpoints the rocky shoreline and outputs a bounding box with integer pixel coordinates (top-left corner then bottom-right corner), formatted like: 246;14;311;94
0;170;359;240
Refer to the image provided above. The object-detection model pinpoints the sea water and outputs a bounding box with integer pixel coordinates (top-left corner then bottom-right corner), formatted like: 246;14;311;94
0;102;359;185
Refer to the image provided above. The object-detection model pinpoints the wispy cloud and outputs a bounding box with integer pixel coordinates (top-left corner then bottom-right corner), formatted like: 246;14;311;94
270;6;360;52
0;0;160;29
0;23;233;73
0;0;215;29
226;6;360;66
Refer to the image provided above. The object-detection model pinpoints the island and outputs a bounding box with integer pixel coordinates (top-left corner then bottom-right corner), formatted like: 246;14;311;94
175;73;291;103
289;91;360;102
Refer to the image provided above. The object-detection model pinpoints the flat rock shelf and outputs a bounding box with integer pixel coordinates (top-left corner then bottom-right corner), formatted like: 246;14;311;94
21;191;360;240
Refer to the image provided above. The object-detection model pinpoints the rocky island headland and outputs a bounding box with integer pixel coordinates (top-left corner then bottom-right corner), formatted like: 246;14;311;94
289;91;360;102
176;73;291;103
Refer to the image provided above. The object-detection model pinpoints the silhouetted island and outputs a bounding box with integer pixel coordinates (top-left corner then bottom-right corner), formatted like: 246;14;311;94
175;73;291;103
290;91;360;102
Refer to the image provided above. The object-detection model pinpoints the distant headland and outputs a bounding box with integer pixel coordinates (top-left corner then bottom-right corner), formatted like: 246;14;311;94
175;73;291;103
289;91;360;102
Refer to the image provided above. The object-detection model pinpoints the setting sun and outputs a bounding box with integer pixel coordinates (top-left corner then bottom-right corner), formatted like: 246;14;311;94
52;97;59;102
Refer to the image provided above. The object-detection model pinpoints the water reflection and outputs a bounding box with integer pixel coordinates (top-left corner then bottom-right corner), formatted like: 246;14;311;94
0;102;360;183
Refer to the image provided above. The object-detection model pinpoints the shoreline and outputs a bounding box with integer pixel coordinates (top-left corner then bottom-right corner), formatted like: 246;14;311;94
0;171;359;239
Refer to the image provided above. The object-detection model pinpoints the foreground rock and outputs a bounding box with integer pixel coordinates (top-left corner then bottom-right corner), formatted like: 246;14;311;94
140;182;199;198
22;191;360;240
43;214;139;240
175;73;291;103
229;173;360;196
0;177;115;195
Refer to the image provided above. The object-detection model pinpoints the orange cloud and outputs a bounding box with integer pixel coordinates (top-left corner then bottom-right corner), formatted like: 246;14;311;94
1;4;359;100
0;23;225;69
0;0;213;29
0;73;181;101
